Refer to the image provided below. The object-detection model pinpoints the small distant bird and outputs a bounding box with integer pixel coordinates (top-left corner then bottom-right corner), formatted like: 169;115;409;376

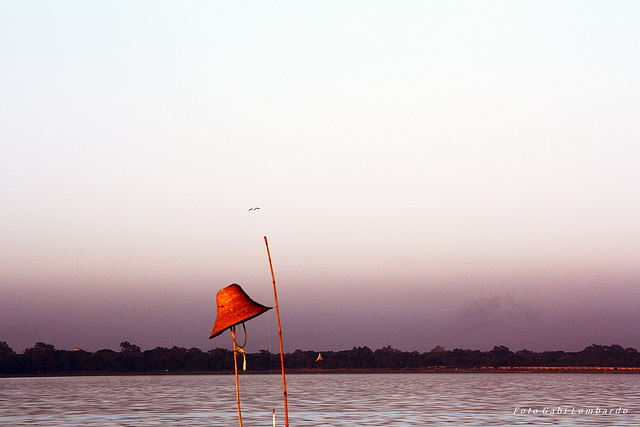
248;207;260;211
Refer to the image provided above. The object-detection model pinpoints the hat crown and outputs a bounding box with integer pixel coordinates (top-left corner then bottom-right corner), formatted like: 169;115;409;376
209;284;272;339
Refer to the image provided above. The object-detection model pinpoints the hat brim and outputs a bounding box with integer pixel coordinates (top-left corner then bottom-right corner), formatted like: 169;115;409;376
209;305;272;339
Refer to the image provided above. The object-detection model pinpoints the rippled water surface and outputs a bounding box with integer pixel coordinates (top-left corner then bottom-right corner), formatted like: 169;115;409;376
1;373;638;425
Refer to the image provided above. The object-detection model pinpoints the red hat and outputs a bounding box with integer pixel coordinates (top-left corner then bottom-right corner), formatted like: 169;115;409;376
209;284;272;339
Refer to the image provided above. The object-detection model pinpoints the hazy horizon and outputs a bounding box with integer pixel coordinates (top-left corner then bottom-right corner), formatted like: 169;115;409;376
2;1;639;355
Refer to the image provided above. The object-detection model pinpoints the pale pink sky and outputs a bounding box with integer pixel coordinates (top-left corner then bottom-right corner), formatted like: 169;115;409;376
1;1;639;353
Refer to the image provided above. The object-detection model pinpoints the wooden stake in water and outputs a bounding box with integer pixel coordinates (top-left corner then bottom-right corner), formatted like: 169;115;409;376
231;327;243;427
264;236;289;427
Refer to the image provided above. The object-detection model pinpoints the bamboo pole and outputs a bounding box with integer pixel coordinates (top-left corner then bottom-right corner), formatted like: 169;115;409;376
231;327;243;427
264;236;289;427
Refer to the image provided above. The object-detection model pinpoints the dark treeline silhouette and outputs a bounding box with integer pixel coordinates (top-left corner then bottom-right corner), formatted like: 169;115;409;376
1;341;639;375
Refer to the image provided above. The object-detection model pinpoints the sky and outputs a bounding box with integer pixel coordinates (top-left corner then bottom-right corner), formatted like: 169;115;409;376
1;1;639;355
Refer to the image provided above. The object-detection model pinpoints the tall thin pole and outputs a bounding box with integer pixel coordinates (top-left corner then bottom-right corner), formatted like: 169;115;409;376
231;327;243;427
264;236;289;427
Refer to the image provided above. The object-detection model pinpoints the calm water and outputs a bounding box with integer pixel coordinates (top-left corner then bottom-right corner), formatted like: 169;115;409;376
1;373;638;426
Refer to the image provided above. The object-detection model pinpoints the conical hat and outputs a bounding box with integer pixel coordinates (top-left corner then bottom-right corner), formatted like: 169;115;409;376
209;284;272;339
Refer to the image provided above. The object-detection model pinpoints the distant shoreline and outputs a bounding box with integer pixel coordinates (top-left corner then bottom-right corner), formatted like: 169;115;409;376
3;366;640;378
285;366;640;374
3;343;638;376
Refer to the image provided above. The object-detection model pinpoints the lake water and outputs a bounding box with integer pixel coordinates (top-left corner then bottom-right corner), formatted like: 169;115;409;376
1;373;638;426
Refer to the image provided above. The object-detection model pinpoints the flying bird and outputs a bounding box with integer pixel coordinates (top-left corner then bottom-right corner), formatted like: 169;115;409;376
248;207;260;211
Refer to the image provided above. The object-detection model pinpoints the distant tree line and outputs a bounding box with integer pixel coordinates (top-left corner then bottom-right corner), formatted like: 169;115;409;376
1;341;639;375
